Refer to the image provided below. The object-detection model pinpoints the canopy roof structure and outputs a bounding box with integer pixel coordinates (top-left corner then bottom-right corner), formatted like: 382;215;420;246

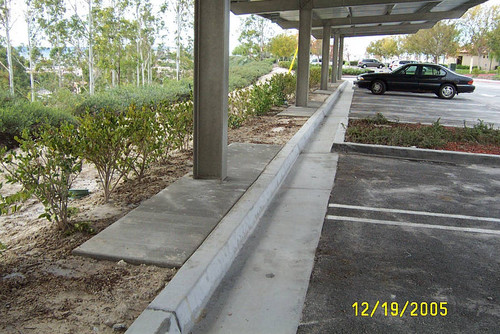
231;0;486;38
190;0;488;182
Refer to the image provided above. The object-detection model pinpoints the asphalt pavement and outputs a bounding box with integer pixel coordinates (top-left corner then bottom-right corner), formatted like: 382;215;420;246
298;153;500;334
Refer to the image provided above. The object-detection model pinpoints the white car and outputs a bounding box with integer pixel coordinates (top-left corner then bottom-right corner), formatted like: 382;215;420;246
389;60;417;71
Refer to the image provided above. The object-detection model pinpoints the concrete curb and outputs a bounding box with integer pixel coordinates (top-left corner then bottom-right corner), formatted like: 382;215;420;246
126;81;349;334
332;142;500;166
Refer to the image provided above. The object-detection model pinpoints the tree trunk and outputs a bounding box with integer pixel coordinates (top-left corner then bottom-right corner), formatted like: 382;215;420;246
4;2;14;96
176;4;180;81
88;0;95;95
27;18;35;102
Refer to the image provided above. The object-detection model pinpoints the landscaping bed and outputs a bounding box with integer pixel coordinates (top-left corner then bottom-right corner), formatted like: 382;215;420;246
346;114;500;155
0;110;307;333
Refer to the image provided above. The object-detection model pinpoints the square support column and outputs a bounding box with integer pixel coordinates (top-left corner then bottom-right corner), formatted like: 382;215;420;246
193;0;229;180
337;36;344;81
331;34;339;83
296;3;312;107
320;24;331;91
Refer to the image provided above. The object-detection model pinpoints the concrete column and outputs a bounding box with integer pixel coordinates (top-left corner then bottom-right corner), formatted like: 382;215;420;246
337;36;344;80
331;34;339;83
320;24;331;91
193;0;229;180
296;3;312;107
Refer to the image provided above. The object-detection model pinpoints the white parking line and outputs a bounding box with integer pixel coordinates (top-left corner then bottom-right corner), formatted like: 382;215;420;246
326;215;500;236
329;204;500;223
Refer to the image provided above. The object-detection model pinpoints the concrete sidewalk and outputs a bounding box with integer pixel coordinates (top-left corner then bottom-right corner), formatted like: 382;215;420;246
191;86;354;333
74;143;281;267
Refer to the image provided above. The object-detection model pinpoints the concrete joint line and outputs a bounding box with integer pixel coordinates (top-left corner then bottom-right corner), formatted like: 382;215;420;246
126;81;348;334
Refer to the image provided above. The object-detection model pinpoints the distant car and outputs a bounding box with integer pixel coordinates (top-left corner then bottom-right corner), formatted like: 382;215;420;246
354;63;475;99
389;60;417;71
310;57;322;65
358;58;385;69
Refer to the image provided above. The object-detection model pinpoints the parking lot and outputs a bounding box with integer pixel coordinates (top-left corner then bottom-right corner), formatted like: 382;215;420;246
349;80;500;128
298;154;500;333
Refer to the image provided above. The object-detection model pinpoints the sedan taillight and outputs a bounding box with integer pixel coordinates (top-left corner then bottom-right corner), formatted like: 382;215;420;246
468;80;474;85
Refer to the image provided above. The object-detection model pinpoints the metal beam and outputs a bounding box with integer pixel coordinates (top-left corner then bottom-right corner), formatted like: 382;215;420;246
276;9;463;29
231;0;440;15
311;22;435;38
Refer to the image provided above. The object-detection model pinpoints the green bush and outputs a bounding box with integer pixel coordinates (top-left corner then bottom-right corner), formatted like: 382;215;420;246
278;60;296;71
342;67;371;76
309;66;321;88
228;88;252;129
125;104;164;180
161;100;194;152
0;124;82;230
0;98;75;148
229;57;274;91
74;81;192;116
268;73;296;105
250;82;274;116
77;109;135;203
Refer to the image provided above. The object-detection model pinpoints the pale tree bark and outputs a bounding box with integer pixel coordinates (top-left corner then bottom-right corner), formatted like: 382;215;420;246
1;0;14;95
88;0;94;94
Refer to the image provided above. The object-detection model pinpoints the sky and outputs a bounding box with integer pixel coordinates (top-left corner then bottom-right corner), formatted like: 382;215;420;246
5;0;500;59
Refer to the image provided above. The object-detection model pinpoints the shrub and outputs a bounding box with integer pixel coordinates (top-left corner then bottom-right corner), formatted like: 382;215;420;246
309;66;321;88
229;57;274;91
342;67;371;76
125;104;164;180
77;110;134;203
228;88;252;129
268;73;296;105
278;60;296;71
161;100;194;152
74;81;192;116
250;82;274;116
0;99;75;148
0;123;82;230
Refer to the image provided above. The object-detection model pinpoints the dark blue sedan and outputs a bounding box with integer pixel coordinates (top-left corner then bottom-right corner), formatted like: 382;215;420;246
354;63;475;99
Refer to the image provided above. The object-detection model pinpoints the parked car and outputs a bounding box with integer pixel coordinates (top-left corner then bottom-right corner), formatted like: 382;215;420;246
357;59;385;68
389;60;417;71
354;63;475;99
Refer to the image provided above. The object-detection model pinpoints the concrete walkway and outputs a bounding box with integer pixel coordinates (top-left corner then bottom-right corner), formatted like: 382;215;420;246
191;85;354;333
74;143;281;267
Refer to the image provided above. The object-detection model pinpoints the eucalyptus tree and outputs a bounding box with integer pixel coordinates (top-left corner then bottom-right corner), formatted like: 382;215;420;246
236;14;271;60
93;0;134;87
65;0;98;94
162;0;193;81
25;0;43;101
36;0;69;88
134;0;160;86
0;0;14;95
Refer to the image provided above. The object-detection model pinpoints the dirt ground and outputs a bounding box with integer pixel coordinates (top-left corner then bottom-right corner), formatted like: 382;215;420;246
0;104;309;333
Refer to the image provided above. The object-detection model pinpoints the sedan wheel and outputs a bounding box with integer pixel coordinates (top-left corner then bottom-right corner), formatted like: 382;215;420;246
438;84;456;99
362;64;367;68
370;80;386;95
378;64;383;69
